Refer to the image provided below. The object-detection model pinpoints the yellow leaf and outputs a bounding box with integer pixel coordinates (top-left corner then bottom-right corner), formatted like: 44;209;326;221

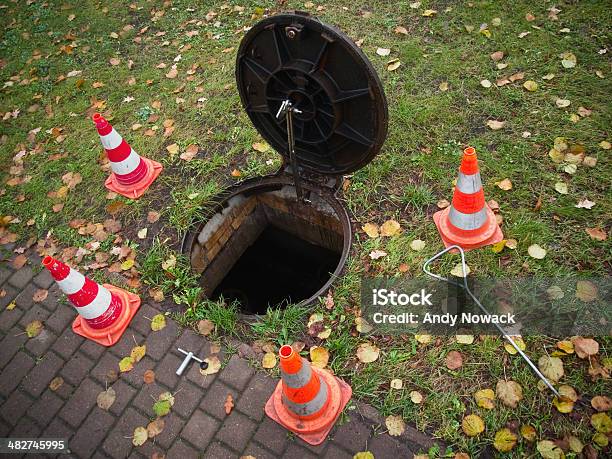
252;142;270;152
461;414;484;437
410;239;426;251
356;342;380;363
450;263;471;277
599;140;611;150
353;453;375;459
456;334;474;344
493;428;517;452
422;9;437;17
523;80;538;91
262;352;277;369
387;59;402;72
355;317;373;334
491;239;506;253
474;389;496;409
120;259;135;270
119;356;134;372
310;346;329;368
409;390;423;404
6;301;16;311
390;379;403;389
130;345;146;362
538;356;564;382
385;415;405;436
527;244;547;259
554;182;568;194
520;424;537;442
380;219;401;237
486;120;506;130
592;412;612;433
415;334;431;344
560;52;577;68
132;426;148;446
537;440;565;459
553;385;577;413
151;314;166;331
439;81;449;92
362;223;379;238
26;320;43;338
556;340;574;354
593;432;608;447
504;336;526;355
495;178;512;190
166;143;179;156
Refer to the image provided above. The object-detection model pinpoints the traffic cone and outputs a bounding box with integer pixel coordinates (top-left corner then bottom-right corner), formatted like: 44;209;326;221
433;146;504;250
265;345;352;445
42;256;141;346
92;113;162;199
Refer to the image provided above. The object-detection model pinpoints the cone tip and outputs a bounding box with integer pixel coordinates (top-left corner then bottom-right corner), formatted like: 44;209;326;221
42;255;53;267
279;345;293;359
464;146;476;156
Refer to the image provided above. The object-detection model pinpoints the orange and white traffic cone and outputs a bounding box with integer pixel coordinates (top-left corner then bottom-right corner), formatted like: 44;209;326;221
42;256;141;346
265;345;352;445
92;113;162;199
433;146;504;250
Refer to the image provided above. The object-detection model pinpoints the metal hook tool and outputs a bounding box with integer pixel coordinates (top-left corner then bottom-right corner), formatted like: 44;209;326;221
176;348;208;376
276;99;307;203
423;245;560;397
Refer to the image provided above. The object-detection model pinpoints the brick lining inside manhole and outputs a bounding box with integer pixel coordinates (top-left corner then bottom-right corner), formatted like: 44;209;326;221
186;182;348;314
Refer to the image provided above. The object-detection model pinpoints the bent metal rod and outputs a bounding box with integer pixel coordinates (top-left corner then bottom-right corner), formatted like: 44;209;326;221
423;245;560;397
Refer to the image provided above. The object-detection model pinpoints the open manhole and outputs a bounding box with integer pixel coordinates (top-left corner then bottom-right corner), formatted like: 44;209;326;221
183;12;388;314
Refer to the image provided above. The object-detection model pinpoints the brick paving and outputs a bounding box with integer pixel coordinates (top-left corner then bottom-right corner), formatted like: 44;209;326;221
0;251;437;458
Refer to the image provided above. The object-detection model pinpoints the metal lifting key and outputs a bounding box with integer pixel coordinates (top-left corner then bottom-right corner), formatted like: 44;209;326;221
276;99;307;202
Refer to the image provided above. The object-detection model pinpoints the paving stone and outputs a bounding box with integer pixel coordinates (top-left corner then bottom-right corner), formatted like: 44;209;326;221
8;265;34;289
235;372;275;421
33;268;54;289
282;443;317;459
40;285;62;311
140;316;179;361
70;407;115;459
44;305;75;334
154;413;186;450
298;435;328;456
0;265;12;286
1;389;34;425
0;351;34;396
128;303;161;336
91;351;121;385
42;417;73;440
102;407;147;458
331;416;372;452
59;351;95;385
324;444;354;459
243;442;279;459
121;356;156;388
15;283;40;308
214;410;257;452
200;381;239;421
253;416;290;456
167;439;199;459
180;409;220;450
108;330;145;358
79;339;107;359
0;420;11;437
173;329;207;356
218;355;255;391
368;432;414;459
154;352;183;390
171;380;203;419
50;377;75;400
22;351;64;397
0;331;27;369
11;416;41;437
25;328;58;357
59;378;103;428
27;390;65;429
108;379;137;416
132;383;167;417
203;441;237;459
18;302;51;327
0;286;20;329
51;327;84;359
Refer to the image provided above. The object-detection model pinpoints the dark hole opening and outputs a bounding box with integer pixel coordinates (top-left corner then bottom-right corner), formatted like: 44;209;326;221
211;225;341;314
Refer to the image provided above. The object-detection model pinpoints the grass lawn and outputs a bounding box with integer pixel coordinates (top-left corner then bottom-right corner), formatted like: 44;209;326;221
1;0;611;457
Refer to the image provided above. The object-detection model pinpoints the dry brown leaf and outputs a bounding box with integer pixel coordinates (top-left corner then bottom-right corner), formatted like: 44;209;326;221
12;254;27;269
32;289;48;302
572;337;599;359
97;387;116;410
224;394;234;415
585;227;607;241
445;350;463;370
496;380;523;408
143;369;155;384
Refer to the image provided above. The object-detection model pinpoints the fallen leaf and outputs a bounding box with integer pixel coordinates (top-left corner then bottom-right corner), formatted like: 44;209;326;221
137;228;148;239
576;281;598;302
376;48;391;57
394;26;408;35
538;356;564;382
415;334;432;344
200;356;221;375
496;380;523;408
143;369;155;384
369;250;387;260
474;388;496;409
409;390;423;404
568;435;583;453
224;394;234;415
555;98;571;108
523;80;538;91
591;395;612;412
26;320;43;338
180;144;199;161
537;440;564;459
410;239;426;251
422;9;437;17
599;140;611;150
386;415;405;436
151;314;166;331
362;223;379;238
450;263;471;277
456;334;475;344
109;57;121;66
197;319;214;336
553;385;577;413
12;254;28;269
390;379;403;389
153;399;171;417
486;120;506;130
357;342;380;363
355;317;373;333
528;244;547;259
97;387;116;410
591;412;612;433
387;59;402;71
495;178;512;190
166;143;179;156
556;340;573;353
32;289;48;302
445;351;463;370
575;198;595;209
380;219;401;237
310;346;329;368
490;51;504;61
560;52;577;68
572;337;599;358
504;336;526;355
147;419;165;438
147;211;161;223
493;428;517;452
6;301;16;311
252;142;270;152
437;199;450;209
520;424;536;442
462;414;484;436
119;356;134;372
262;352;277;369
439;81;449;92
130;345;146;362
132;426;148;446
49;376;64;391
585;227;607;241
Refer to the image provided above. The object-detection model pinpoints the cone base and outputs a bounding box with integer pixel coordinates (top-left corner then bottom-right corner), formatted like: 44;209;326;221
265;367;352;445
105;157;163;199
72;284;141;347
433;205;504;251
